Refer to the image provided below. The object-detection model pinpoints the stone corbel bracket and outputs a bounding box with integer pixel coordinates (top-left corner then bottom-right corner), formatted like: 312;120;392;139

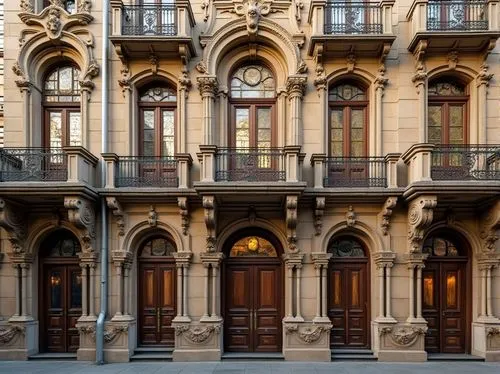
312;44;326;93
284;323;332;344
175;323;221;344
480;200;500;253
178;197;190;236
0;325;26;345
379;197;398;236
286;195;299;253
407;196;437;253
203;196;217;252
379;325;427;347
106;197;126;237
0;199;28;256
64;197;96;253
313;197;325;236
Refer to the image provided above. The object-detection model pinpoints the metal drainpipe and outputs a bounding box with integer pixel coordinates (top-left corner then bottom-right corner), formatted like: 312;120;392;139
96;0;109;365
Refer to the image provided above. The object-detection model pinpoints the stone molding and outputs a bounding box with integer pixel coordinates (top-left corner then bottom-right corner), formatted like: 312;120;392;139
286;75;307;98
178;197;190;236
486;327;500;338
64;197;96;253
286;195;299;253
0;199;28;256
379;325;427;347
284;323;332;344
0;325;25;345
106;197;125;237
197;76;219;97
380;197;398;236
407;196;437;253
174;323;221;344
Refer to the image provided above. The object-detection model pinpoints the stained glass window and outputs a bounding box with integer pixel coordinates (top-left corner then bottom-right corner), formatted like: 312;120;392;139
42;230;81;257
44;66;81;102
329;84;367;101
139;237;176;258
140;87;177;102
328;238;366;257
231;65;276;99
423;237;461;257
428;81;465;96
229;236;278;257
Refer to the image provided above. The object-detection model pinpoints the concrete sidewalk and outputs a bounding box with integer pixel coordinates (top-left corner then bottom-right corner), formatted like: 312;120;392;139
0;361;499;374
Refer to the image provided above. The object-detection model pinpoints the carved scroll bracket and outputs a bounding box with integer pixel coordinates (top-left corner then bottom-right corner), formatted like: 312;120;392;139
412;41;428;92
480;201;500;253
312;44;326;94
313;197;325;236
379;197;398;236
178;197;190;236
175;323;221;344
0;199;28;257
203;196;217;252
286;195;299;253
64;196;96;253
407;196;437;253
106;197;126;237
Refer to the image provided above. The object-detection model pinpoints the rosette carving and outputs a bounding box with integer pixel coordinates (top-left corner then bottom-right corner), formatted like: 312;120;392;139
175;324;220;344
64;197;96;253
407;196;437;253
20;0;34;13
0;325;25;345
78;325;127;343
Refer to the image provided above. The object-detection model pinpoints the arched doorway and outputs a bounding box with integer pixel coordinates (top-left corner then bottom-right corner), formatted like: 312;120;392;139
327;236;370;349
137;235;176;347
39;230;82;353
223;229;283;352
422;234;470;353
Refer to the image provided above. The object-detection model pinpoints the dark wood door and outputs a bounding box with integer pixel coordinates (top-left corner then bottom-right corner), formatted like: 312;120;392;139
423;260;467;353
42;264;81;353
138;263;176;346
328;261;369;348
225;263;282;352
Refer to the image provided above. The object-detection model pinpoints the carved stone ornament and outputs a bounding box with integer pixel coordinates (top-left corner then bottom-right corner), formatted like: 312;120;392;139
346;53;356;73
407;196;437;253
78;0;92;14
313;197;325;236
106;197;126;237
380;325;427;347
175;324;221;344
286;195;299;253
64;197;96;252
230;0;279;35
285;323;331;344
486;327;500;337
346;205;356;227
20;0;35;13
448;50;459;70
148;206;158;228
477;63;494;87
197;76;219;97
201;0;211;22
203;196;217;252
294;0;304;24
78;324;128;344
178;197;190;236
480;201;500;253
0;325;25;345
286;76;307;98
0;199;28;256
380;197;398;236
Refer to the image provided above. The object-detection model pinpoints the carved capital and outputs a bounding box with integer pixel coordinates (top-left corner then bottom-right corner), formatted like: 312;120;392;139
178;197;190;236
286;195;299;253
480;201;500;253
203;196;217;252
106;197;125;237
380;197;398;236
407;196;437;253
286;76;307;98
313;197;325;236
0;199;28;256
64;197;96;253
311;252;332;267
197;76;219;97
78;0;92;14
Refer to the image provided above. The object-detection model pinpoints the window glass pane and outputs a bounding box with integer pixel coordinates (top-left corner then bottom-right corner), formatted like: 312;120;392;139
428;106;442;144
428;81;465;96
140;86;177;102
235;108;250;148
446;273;457;308
162;110;175;156
423;274;434;307
59;67;72;91
230;65;275;98
139;237;176;257
71;270;82;309
449;105;464;144
143;110;155;156
44;66;80;102
329;84;366;101
69;112;81;146
50;112;62;150
50;271;62;309
229;236;278;257
328;238;366;257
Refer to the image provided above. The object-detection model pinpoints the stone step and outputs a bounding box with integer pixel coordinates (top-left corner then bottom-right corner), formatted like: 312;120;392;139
135;346;174;353
427;353;484;361
222;352;284;361
331;349;376;361
28;353;77;360
130;352;173;362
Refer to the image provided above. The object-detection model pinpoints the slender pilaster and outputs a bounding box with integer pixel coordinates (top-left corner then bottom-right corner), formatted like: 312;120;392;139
115;263;123;317
321;266;327;318
315;265;321;319
89;264;96;318
200;252;224;322
81;264;88;317
124;263;131;316
202;264;210;319
13;264;20;317
487;266;493;317
295;266;303;320
287;265;293;318
20;263;29;317
176;264;183;318
386;264;393;318
378;265;385;318
214;263;221;317
182;264;189;318
481;267;487;317
286;76;307;145
416;264;424;319
197;76;218;144
311;252;331;322
407;264;415;321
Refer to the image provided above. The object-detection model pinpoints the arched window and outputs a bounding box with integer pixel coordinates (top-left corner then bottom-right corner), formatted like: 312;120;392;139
428;79;468;145
43;0;76;14
138;236;176;258
138;85;177;157
40;229;81;258
328;82;368;157
422;236;464;257
328;237;366;257
43;66;81;149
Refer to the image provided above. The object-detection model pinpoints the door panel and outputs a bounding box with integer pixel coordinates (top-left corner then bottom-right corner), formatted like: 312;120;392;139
225;263;282;352
328;262;369;349
159;265;176;346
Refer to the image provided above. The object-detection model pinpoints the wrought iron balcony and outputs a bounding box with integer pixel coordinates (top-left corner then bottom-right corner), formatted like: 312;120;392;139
431;144;500;181
324;157;387;187
109;0;196;61
0;148;67;182
308;0;395;58
407;0;499;54
115;156;178;188
215;148;286;182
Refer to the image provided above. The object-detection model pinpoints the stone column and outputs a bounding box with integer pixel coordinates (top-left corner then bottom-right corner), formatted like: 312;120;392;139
286;76;307;146
487;265;493;317
373;253;396;322
321;266;327;318
386;264;393;318
277;88;288;147
286;264;294;319
200;252;224;322
89;263;96;319
115;262;123;317
311;252;331;322
295;265;303;320
314;264;321;319
283;253;304;321
416;264;424;319
178;71;191;153
182;264;189;318
173;252;193;323
13;264;21;317
481;266;487;318
197;76;219;145
124;262;132;317
407;263;415;322
218;88;228;147
202;264;210;319
378;264;385;318
80;263;88;317
412;68;427;143
176;263;184;318
406;253;427;323
375;74;388;156
20;263;29;318
20;87;31;145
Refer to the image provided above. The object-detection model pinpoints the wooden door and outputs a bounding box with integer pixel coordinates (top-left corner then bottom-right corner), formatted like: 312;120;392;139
42;264;81;353
138;263;176;346
423;260;467;353
328;261;369;348
225;263;282;352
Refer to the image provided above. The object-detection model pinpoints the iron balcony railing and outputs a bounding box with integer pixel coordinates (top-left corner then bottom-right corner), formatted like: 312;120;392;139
324;157;387;187
427;0;488;31
215;147;286;182
0;148;67;182
325;2;383;34
122;4;177;36
431;144;500;181
116;156;178;187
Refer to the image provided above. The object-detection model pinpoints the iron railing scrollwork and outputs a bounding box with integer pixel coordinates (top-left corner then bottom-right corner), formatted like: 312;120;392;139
116;156;178;187
122;5;177;36
427;0;488;31
431;144;500;181
0;148;67;182
324;157;387;187
325;2;383;34
215;148;286;182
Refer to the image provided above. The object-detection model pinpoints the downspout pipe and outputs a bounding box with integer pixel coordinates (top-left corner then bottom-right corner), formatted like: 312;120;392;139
96;0;110;365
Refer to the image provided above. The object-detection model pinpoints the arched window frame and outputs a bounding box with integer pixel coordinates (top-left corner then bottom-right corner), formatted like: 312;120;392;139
427;77;469;145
